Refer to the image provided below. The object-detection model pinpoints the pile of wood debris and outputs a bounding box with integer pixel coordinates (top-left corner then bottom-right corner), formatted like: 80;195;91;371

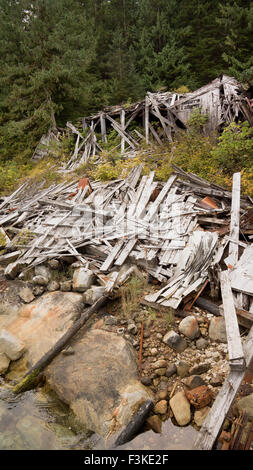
1;163;253;451
0;164;252;310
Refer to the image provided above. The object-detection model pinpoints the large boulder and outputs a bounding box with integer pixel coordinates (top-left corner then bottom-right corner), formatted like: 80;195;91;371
4;290;152;438
5;291;84;364
46;328;153;438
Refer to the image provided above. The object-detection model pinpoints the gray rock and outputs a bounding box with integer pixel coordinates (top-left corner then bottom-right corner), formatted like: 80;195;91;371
146;415;162;433
155;368;167;376
210;374;223;387
72;268;94;293
165;363;177;378
60;281;72;292
47;281;60;292
32;275;48;287
163;330;187;353
209;317;227;343
0;352;10;374
196;338;208;350
151;359;168;369
236;393;253;420
0;329;25;361
83;286;105;305
34;265;51;281
176;361;190;378
62;347;75;356
47;259;60;270
178;315;200;340
141;377;152;386
127;323;138;335
150;348;158;356
104;316;118;326
182;375;206;390
18;287;35;304
154;400;167;415
189;362;210;375
32;285;45;296
194;406;210;427
169;391;191;426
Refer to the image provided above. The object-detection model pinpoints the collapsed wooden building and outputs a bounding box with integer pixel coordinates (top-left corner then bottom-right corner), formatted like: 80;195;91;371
32;74;253;170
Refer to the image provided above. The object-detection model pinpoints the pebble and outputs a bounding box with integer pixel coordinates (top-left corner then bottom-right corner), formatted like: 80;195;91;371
194;406;210;427
169;391;191;426
189;362;210;375
47;281;60;292
178;316;200;340
182;375;206;390
127;323;137;335
146;415;162;433
165;364;177;378
151;359;167;369
176;361;191;378
18;287;35;303
196;338;208;350
155;368;166;376
32;275;48;287
154;400;168;415
163;330;187;353
150;348;158;356
47;259;60;270
60;280;72;291
0;329;25;361
0;352;10;375
32;285;45;296
208;317;227;343
141;377;152;386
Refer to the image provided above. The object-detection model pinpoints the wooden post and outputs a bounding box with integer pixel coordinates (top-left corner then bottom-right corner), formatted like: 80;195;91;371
100;113;107;143
145;97;149;144
120;109;125;153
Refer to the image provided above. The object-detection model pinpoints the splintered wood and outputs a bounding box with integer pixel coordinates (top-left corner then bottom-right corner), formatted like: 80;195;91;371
34;75;253;172
1;165;252;313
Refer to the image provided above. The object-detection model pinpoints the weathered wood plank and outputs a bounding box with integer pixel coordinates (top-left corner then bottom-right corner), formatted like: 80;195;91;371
220;271;245;371
228;172;241;266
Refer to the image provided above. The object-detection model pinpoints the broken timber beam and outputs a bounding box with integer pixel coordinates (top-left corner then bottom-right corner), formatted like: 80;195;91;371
220;271;245;372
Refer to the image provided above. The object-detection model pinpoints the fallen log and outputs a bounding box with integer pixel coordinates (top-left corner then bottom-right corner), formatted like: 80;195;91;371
13;294;109;394
113;399;154;447
195;296;253;329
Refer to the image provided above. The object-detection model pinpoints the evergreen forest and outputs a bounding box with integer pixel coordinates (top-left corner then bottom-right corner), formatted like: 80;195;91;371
0;0;252;192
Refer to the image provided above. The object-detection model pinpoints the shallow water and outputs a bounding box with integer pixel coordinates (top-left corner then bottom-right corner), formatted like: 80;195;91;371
109;419;199;451
0;381;199;450
0;382;94;450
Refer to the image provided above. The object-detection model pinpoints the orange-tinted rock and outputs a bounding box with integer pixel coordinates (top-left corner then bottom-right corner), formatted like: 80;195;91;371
185;385;213;409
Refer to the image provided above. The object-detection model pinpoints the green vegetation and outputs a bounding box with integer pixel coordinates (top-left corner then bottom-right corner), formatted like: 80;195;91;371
0;0;252;167
120;275;148;319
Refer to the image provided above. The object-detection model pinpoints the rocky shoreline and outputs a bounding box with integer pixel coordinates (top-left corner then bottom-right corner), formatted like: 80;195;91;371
0;261;253;449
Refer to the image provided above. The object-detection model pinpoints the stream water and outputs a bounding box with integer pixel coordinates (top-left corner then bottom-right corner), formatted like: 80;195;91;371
0;380;97;450
0;380;199;451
